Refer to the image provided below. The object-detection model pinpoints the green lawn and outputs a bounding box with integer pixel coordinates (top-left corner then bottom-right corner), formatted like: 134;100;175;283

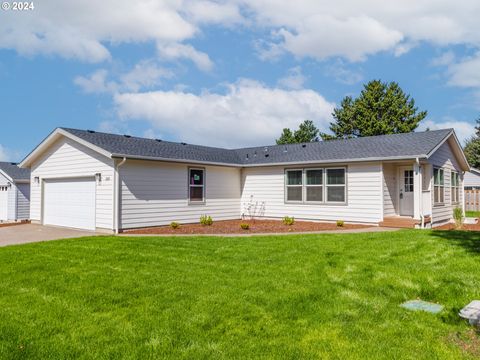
465;210;480;218
0;231;479;359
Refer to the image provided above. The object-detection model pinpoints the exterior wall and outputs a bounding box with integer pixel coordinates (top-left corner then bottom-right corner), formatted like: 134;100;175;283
16;183;30;219
383;163;397;217
119;160;241;229
7;183;17;219
0;172;11;220
464;170;480;189
240;162;383;224
429;140;464;226
30;137;115;230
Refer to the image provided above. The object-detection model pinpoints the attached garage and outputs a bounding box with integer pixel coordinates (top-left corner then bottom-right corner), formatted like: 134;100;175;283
43;178;96;230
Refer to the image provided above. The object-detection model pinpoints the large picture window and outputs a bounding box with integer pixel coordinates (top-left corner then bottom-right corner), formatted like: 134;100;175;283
433;168;444;205
189;168;205;203
451;171;460;204
285;167;346;204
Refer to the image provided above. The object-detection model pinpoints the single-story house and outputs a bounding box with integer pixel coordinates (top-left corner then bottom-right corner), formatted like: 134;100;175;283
19;127;469;232
464;168;480;190
0;162;30;222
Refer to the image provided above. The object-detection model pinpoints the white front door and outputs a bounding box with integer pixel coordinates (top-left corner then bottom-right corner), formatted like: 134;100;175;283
43;178;96;230
399;167;414;216
0;186;8;220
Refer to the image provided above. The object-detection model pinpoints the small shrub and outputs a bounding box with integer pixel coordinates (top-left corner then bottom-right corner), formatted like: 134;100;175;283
453;207;463;229
336;220;344;227
200;215;213;226
170;222;180;229
240;223;250;230
283;216;295;226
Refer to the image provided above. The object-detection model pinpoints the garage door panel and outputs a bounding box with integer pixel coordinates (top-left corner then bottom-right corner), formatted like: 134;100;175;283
44;178;95;230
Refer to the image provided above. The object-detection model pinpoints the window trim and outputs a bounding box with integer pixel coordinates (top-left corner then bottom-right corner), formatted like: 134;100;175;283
188;167;206;205
451;171;460;205
285;168;304;203
433;167;445;207
284;166;347;205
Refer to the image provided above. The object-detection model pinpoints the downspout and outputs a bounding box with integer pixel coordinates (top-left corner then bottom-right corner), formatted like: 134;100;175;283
114;157;127;234
416;158;424;229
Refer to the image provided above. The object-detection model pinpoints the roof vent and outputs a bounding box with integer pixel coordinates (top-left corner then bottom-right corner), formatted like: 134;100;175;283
87;130;95;133
254;151;257;157
265;154;270;158
302;144;306;148
124;134;132;138
155;139;162;142
10;162;17;165
245;154;249;160
283;147;288;153
264;147;268;152
181;142;187;145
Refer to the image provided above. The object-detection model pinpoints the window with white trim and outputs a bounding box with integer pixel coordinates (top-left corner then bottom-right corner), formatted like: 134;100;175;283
326;168;346;203
285;170;303;202
189;168;205;203
305;169;323;202
433;168;444;205
284;167;346;204
451;171;460;204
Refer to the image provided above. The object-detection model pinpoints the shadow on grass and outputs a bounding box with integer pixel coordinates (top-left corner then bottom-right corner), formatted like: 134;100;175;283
432;230;480;255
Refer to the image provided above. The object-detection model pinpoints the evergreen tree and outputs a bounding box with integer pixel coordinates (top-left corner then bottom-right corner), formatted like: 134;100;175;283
276;120;319;144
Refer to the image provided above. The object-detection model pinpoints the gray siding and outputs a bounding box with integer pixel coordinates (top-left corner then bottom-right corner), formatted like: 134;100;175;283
16;183;30;219
464;171;480;188
429;139;463;226
119;160;241;229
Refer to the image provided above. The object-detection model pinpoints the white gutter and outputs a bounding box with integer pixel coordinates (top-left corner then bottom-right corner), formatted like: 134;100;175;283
113;157;127;234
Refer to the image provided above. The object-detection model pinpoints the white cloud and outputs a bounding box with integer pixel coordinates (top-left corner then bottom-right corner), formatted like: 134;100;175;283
113;79;335;147
325;60;363;85
0;145;8;161
74;61;172;94
431;51;455;67
277;67;306;90
157;43;213;72
419;119;476;145
447;53;480;88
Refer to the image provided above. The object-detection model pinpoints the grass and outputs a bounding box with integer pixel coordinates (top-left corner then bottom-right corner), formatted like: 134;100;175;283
0;230;479;359
465;210;480;218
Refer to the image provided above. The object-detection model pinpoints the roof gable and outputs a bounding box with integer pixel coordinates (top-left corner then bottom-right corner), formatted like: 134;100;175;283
0;162;30;182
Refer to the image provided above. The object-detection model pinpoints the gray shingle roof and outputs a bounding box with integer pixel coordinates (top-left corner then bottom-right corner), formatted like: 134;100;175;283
0;162;30;181
61;127;453;166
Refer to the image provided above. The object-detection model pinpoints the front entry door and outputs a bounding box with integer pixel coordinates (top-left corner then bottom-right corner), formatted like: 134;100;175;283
399;167;414;216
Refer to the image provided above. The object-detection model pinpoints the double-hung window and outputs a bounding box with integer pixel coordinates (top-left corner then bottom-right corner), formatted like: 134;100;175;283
433;168;444;205
326;168;346;203
285;170;303;202
189;168;205;203
305;169;323;202
285;167;346;204
451;171;460;204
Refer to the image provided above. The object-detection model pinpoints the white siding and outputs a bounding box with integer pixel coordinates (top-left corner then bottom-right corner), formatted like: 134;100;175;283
429;140;464;226
119;160;241;229
0;172;10;220
240;162;383;224
30;137;114;230
383;164;397;216
7;183;17;219
16;183;30;220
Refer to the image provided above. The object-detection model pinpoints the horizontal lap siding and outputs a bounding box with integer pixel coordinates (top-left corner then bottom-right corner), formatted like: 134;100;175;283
429;140;463;226
383;164;397;217
31;137;114;229
240;163;382;223
16;184;30;220
464;171;480;188
120;161;241;229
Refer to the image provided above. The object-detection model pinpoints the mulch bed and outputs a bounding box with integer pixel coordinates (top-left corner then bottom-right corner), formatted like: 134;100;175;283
436;219;480;231
123;219;370;235
0;220;30;228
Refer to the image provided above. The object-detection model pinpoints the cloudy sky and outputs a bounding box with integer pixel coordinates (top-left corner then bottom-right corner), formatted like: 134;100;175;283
1;0;479;161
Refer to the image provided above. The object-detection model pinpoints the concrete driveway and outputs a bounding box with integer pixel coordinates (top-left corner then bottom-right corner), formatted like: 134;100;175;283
0;224;98;247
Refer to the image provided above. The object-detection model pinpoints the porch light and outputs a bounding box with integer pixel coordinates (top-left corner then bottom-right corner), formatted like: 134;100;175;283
95;173;102;184
6;182;11;188
33;177;39;185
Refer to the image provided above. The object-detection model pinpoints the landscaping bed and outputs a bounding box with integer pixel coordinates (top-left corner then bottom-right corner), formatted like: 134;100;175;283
123;219;370;234
0;220;30;228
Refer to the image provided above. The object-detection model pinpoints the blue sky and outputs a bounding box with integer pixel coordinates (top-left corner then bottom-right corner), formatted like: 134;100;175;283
1;1;479;161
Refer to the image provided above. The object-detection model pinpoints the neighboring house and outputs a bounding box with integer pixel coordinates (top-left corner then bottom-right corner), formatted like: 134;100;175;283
464;168;480;190
19;127;469;232
0;162;30;222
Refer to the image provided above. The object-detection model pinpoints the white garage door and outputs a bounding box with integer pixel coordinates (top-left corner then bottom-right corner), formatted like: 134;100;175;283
44;178;96;230
0;186;8;221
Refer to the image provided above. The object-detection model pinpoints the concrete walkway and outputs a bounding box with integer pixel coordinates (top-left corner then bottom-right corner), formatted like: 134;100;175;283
0;224;98;247
120;226;400;237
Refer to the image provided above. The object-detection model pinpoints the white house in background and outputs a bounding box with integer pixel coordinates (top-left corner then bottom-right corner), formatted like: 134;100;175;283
464;168;480;190
0;162;30;222
19;127;470;232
